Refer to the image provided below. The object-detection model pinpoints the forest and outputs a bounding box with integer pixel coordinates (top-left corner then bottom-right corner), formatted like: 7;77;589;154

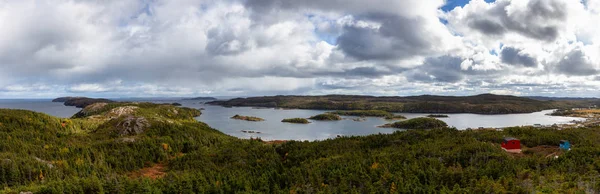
2;102;600;193
207;94;599;114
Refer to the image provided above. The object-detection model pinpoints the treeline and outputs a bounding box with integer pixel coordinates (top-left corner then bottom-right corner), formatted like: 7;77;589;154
207;94;592;114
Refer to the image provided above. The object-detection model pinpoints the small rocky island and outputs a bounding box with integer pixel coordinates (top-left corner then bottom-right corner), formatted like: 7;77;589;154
380;117;448;129
427;114;449;118
308;113;342;121
281;118;310;124
231;114;265;122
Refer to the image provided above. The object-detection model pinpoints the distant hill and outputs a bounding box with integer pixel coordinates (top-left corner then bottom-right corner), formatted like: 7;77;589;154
52;97;114;108
525;96;600;101
207;93;595;114
184;97;217;100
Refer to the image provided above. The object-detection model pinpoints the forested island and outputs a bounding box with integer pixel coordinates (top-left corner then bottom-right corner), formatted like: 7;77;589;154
281;118;310;124
52;97;114;108
380;117;449;129
2;101;600;192
207;94;597;114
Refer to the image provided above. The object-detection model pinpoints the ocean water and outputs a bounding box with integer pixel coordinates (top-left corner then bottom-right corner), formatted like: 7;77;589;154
0;99;81;118
0;99;586;140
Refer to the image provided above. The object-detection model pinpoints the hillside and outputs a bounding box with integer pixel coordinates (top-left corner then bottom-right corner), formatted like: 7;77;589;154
2;102;600;192
52;97;114;108
207;94;595;114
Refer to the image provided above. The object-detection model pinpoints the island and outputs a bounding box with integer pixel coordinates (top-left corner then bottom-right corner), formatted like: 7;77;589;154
207;94;597;114
308;113;342;121
184;97;218;100
380;117;448;129
52;97;114;108
427;114;449;118
281;118;311;124
231;114;265;122
328;110;391;117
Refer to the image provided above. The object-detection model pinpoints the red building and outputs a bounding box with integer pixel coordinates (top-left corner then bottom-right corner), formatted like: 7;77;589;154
501;137;521;150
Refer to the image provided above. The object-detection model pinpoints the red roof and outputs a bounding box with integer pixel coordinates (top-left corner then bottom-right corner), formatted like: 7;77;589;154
502;138;521;150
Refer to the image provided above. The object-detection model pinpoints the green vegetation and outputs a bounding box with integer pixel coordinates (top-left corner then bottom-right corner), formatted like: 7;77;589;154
308;113;342;121
72;102;201;120
208;94;598;114
231;114;264;122
381;117;448;129
427;114;449;118
7;102;600;193
384;114;407;120
281;118;310;124
53;97;114;108
329;110;391;117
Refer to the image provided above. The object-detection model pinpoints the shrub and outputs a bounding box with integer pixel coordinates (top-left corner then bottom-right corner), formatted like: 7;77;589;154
308;113;342;121
281;118;310;124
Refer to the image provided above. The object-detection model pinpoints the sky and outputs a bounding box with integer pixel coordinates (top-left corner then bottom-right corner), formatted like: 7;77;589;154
1;0;600;98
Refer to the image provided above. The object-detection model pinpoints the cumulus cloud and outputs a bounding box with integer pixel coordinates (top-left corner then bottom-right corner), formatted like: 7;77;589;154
500;47;538;67
0;0;599;98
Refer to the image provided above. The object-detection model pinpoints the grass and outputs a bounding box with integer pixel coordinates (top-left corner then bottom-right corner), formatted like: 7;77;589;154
384;114;407;120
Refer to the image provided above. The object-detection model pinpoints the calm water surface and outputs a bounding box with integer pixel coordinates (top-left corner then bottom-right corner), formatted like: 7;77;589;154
0;99;81;118
190;103;585;141
0;99;586;140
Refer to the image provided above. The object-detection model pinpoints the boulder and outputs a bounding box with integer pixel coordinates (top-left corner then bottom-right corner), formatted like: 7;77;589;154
115;116;151;136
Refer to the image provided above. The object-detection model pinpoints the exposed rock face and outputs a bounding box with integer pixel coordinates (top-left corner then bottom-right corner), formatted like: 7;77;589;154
107;106;138;118
73;103;108;118
115;116;151;136
85;103;108;113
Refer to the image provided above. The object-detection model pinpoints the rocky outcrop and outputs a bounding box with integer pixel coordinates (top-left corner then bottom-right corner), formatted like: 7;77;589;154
107;106;138;118
115;116;151;136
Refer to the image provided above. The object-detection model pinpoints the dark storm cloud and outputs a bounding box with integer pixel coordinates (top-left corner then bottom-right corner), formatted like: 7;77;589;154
406;56;507;83
336;14;435;60
555;49;598;76
500;47;538;67
468;19;506;35
245;0;443;61
465;0;566;41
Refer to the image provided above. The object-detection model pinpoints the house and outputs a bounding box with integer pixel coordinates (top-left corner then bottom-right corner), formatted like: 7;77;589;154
501;137;521;153
559;140;571;151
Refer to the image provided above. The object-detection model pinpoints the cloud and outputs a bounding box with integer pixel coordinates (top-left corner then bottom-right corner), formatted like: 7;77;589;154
555;47;598;76
500;46;538;67
0;0;599;98
451;0;568;41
